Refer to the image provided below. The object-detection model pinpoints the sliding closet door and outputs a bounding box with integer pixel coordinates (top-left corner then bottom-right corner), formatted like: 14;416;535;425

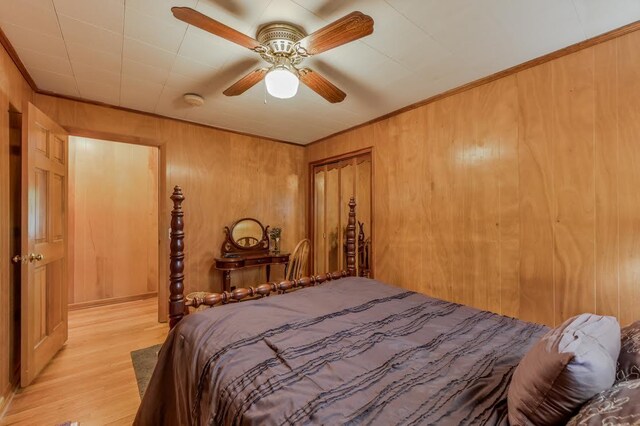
311;151;372;275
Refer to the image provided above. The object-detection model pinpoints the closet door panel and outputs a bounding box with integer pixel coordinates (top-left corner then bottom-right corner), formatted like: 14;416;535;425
325;165;340;272
339;161;355;270
314;168;326;274
356;158;372;232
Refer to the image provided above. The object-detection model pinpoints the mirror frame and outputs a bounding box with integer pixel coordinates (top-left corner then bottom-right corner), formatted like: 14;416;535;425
221;217;270;256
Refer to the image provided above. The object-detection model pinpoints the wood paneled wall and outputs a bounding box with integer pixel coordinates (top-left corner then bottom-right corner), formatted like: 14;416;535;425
307;30;640;327
69;137;159;306
0;36;33;410
32;94;306;321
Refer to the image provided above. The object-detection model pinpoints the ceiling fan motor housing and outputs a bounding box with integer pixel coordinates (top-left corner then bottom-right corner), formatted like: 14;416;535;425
257;23;306;60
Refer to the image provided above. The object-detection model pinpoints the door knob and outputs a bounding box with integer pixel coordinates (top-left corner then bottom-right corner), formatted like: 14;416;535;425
28;253;44;263
12;255;27;264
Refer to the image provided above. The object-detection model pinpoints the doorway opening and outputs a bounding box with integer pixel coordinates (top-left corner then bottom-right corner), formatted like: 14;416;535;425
8;108;22;389
68;136;159;310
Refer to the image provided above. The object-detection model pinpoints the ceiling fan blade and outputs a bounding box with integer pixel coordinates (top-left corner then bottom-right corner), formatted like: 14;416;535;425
299;11;374;55
171;7;262;50
223;69;268;96
298;68;346;103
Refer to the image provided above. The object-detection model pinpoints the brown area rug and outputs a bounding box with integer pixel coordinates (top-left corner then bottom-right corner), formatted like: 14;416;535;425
130;344;161;398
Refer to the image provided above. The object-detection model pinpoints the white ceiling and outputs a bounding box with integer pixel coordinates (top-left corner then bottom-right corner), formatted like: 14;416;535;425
1;0;639;144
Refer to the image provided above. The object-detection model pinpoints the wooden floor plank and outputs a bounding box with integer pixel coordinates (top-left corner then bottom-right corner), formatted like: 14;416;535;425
1;298;167;426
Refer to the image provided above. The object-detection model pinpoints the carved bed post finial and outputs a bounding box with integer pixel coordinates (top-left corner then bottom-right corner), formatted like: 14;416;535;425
169;185;186;329
346;196;357;276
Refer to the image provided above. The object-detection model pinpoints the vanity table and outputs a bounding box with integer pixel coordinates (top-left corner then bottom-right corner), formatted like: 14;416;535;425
214;218;289;292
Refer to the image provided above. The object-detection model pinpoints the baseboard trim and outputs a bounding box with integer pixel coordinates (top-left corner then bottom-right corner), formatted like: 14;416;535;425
68;292;157;311
0;383;18;420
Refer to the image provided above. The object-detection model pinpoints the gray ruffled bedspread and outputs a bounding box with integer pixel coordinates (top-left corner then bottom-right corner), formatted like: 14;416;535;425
135;277;546;425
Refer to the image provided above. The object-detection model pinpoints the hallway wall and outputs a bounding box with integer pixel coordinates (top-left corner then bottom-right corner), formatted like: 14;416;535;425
69;137;159;307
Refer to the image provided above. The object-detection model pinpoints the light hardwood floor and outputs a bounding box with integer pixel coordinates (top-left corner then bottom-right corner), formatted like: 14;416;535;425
1;298;168;425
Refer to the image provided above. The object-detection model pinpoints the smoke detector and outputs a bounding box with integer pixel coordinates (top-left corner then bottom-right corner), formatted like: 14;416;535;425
183;93;205;107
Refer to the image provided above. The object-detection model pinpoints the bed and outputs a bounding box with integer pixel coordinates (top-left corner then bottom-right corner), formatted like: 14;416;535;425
134;186;548;425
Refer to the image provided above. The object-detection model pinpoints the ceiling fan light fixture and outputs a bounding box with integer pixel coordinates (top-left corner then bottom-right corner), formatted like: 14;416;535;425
265;67;299;99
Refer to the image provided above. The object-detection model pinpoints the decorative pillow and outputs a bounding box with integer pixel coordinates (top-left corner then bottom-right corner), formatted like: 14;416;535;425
566;378;640;426
508;314;621;425
617;321;640;382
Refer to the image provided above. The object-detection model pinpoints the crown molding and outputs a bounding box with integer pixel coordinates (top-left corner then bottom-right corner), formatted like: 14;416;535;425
0;26;37;91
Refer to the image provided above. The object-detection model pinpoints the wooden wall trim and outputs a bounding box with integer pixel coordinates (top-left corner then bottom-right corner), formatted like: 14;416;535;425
307;19;640;146
68;292;158;311
0;27;37;91
0;384;17;418
308;147;374;167
64;127;161;148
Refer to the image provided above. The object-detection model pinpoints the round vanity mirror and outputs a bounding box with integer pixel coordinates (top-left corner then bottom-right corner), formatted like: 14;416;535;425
231;219;264;248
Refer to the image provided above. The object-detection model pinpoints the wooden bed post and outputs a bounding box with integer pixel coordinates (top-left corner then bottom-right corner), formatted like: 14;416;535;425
169;186;186;329
346;196;357;276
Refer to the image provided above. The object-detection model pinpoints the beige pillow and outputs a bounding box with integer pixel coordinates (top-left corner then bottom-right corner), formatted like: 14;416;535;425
508;314;620;425
617;321;640;382
567;379;640;426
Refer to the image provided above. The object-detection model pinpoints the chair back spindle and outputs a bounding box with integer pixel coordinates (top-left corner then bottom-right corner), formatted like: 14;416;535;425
286;239;311;281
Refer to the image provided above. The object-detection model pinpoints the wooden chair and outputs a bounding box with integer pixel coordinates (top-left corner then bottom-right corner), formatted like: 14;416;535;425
286;239;311;281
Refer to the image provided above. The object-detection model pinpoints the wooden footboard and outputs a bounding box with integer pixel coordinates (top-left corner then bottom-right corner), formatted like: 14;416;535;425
168;186;358;329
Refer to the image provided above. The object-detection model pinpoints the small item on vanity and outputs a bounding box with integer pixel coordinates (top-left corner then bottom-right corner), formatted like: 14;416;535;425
269;227;282;254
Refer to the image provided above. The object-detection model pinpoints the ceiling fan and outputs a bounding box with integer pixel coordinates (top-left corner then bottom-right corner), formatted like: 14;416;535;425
171;7;374;103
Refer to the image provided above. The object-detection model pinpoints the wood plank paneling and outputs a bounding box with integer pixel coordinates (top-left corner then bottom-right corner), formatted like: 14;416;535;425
593;40;619;318
69;137;159;306
307;32;640;327
552;49;596;321
425;102;446;301
492;77;521;318
377;108;426;291
441;94;467;305
517;63;555;325
464;85;501;312
617;31;640;326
